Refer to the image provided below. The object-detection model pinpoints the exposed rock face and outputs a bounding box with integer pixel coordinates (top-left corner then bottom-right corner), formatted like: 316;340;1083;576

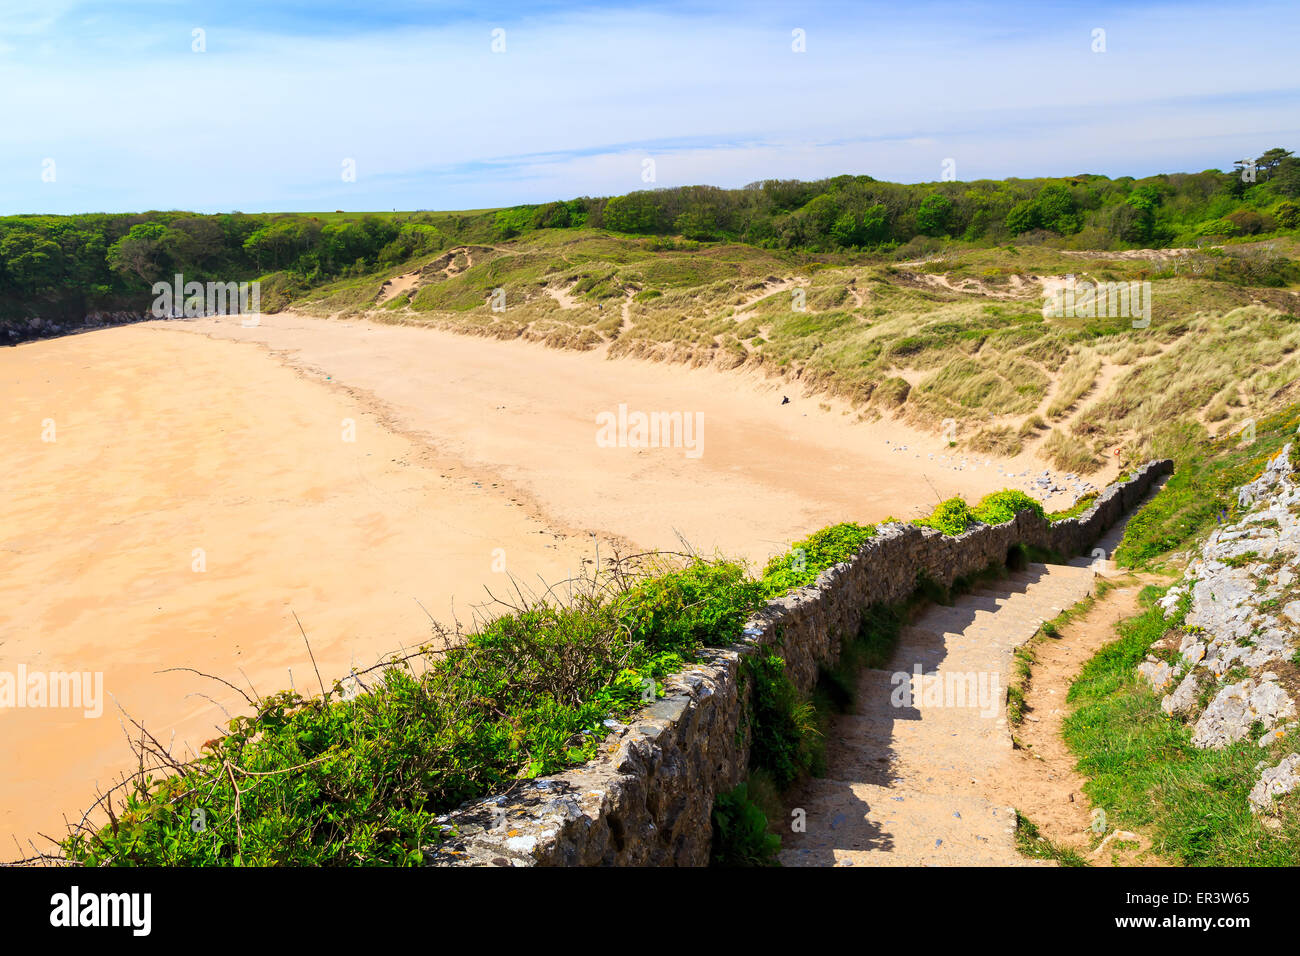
1190;678;1296;749
3;310;150;344
1138;658;1176;692
1250;753;1300;812
1162;669;1201;716
1147;443;1300;814
427;459;1173;866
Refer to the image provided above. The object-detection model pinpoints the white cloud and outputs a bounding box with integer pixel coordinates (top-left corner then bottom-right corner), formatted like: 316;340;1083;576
1;1;1296;212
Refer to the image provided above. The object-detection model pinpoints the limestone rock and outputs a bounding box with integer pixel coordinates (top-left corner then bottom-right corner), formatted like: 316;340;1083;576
1178;634;1206;667
1249;753;1300;813
1162;670;1200;717
1138;657;1176;692
1191;679;1296;749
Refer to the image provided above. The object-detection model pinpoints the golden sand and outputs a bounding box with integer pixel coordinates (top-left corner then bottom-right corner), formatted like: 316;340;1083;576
0;314;1099;848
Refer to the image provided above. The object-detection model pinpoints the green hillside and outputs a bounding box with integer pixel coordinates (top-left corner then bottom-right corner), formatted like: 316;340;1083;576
5;151;1299;477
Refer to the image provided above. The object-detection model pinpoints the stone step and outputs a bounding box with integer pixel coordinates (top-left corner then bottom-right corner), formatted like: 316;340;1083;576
964;568;1094;601
779;560;1100;867
1029;561;1096;580
897;604;1076;648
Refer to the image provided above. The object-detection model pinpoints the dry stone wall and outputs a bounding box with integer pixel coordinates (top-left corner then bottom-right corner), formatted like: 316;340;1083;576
427;458;1173;867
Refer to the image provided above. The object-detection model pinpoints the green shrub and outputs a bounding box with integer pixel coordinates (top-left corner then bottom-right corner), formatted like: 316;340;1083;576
744;653;821;789
973;489;1045;524
1059;587;1300;864
760;522;876;597
1115;404;1300;566
621;559;765;653
61;556;762;866
710;783;781;866
913;497;975;535
1048;491;1098;522
913;489;1048;535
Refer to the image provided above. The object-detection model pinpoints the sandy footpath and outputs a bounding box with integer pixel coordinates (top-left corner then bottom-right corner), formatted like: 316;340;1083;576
1;312;1083;850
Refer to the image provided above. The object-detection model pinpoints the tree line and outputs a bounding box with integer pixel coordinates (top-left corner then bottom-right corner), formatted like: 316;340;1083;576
2;148;1296;331
497;147;1300;251
0;211;470;323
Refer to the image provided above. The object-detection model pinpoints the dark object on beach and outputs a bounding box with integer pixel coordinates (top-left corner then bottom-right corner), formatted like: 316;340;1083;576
781;396;790;405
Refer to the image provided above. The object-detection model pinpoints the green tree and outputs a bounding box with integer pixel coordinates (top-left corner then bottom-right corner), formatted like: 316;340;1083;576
1273;156;1300;197
675;206;719;240
1256;147;1293;180
0;231;64;293
107;222;170;282
1273;200;1300;229
915;193;953;236
860;204;889;243
531;201;572;229
1005;199;1039;234
602;193;662;233
829;211;861;247
1117;185;1161;244
1034;183;1079;233
800;194;840;236
242;218;321;271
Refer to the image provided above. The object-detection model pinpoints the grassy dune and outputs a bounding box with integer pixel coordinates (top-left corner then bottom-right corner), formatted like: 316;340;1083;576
287;229;1300;476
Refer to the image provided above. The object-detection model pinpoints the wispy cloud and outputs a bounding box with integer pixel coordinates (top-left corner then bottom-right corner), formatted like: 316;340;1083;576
2;0;1297;213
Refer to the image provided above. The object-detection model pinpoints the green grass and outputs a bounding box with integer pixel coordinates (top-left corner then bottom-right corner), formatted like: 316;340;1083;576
1008;577;1120;728
1114;401;1300;566
912;496;976;535
972;489;1047;524
1014;812;1092;866
711;783;781;866
1062;588;1300;864
1048;491;1099;522
743;653;823;789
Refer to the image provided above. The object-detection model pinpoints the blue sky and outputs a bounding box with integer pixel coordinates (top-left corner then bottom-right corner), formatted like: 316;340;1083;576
1;0;1297;214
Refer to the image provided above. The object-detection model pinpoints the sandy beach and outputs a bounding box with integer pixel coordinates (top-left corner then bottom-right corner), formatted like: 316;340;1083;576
0;313;1099;849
